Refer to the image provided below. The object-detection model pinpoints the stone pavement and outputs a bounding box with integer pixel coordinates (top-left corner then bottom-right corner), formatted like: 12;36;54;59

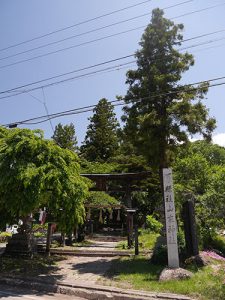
46;239;118;284
0;238;193;299
52;255;115;284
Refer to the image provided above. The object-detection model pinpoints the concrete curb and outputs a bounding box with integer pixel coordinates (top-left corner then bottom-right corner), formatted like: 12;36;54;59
49;249;133;257
0;276;193;300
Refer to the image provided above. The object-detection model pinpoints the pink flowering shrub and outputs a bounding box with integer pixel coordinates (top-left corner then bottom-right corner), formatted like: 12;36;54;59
202;251;225;262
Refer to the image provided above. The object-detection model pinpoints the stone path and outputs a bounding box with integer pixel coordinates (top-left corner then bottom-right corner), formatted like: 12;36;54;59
51;239;118;284
53;255;115;284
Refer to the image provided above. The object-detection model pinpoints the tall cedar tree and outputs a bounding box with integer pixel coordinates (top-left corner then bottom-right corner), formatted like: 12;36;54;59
52;123;78;151
81;98;119;162
122;9;216;170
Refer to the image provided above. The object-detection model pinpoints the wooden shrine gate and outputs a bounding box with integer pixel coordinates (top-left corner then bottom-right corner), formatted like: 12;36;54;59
81;172;150;247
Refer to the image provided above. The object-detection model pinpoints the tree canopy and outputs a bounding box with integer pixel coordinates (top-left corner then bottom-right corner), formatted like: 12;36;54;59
85;192;120;207
122;8;216;169
0;127;89;232
80;98;120;162
173;141;225;238
52;122;78;151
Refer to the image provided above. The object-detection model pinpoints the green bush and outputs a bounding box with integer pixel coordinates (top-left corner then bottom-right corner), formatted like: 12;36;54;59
177;229;186;252
151;244;168;265
32;224;48;232
34;232;45;238
0;232;11;243
209;234;225;256
146;215;163;233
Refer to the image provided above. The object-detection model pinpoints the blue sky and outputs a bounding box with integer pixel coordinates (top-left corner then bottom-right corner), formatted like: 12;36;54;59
0;0;225;145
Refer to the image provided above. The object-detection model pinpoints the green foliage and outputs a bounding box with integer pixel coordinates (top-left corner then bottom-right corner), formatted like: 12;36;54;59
182;140;225;166
174;140;225;250
111;154;161;216
85;191;120;207
122;9;216;168
151;244;168;265
109;256;225;300
0;127;90;232
80;158;117;174
34;232;45;238
81;98;120;162
32;224;48;237
138;229;159;250
0;232;11;243
145;215;163;233
209;235;225;256
52;123;78;151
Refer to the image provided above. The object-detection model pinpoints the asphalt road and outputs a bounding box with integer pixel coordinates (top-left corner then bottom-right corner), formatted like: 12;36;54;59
0;285;85;300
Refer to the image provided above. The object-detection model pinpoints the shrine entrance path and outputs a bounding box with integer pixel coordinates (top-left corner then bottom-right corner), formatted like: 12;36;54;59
49;238;121;285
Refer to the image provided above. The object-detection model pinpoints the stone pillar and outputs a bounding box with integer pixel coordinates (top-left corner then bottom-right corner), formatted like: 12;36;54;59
182;199;199;257
163;168;179;269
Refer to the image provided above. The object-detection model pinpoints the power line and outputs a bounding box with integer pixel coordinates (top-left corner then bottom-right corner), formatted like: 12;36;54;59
0;27;144;70
1;35;224;101
0;0;193;62
1;29;225;96
3;76;225;127
0;57;135;96
0;0;153;52
0;1;222;70
42;88;54;133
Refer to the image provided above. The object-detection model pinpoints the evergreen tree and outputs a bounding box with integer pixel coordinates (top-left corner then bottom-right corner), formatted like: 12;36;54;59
122;9;216;170
81;98;119;162
52;123;78;151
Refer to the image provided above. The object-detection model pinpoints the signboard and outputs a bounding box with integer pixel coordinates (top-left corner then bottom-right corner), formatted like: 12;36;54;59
163;168;179;269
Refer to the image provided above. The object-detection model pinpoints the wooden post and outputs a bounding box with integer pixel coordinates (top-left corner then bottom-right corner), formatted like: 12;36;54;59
182;199;199;257
46;222;52;255
90;220;94;237
127;212;131;248
135;224;139;255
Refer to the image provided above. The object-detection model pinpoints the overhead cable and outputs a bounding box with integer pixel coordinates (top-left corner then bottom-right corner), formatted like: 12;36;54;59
1;35;225;100
0;0;154;52
0;0;193;62
3;75;225;127
0;1;222;70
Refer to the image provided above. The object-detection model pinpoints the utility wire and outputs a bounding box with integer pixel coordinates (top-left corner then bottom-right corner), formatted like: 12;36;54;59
1;35;225;100
0;0;193;62
0;0;154;52
0;1;222;70
0;26;144;70
3;76;225;127
42;88;54;133
1;29;225;97
0;58;135;96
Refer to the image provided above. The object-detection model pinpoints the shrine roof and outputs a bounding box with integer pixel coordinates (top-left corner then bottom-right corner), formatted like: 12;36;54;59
81;171;150;180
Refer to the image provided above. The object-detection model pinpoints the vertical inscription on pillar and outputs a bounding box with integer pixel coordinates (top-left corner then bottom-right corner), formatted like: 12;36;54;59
163;168;179;269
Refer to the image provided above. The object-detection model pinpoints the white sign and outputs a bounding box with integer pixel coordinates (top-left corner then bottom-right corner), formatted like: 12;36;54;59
163;168;179;269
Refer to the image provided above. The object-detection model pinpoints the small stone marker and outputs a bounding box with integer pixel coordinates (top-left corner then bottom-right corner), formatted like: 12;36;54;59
163;168;179;269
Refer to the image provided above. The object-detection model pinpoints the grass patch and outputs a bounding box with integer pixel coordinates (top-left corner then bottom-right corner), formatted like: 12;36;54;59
138;231;159;251
107;256;225;300
51;239;93;249
116;230;159;252
0;254;64;278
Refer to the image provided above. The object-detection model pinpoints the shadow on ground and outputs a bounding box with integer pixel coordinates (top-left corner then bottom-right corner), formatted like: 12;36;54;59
106;256;164;281
0;284;59;299
0;254;64;283
70;258;114;276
